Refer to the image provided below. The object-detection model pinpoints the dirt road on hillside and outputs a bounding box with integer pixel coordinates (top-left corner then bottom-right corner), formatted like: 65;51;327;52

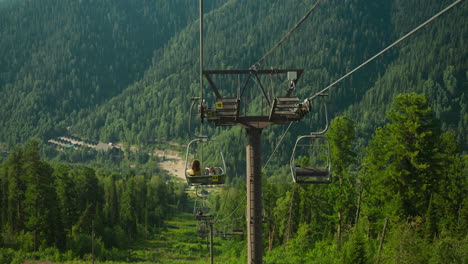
155;149;186;180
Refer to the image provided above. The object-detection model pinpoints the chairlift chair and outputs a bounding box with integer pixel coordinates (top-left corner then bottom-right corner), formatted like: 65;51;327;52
197;221;208;239
193;195;210;216
290;94;332;184
290;135;331;184
184;137;227;186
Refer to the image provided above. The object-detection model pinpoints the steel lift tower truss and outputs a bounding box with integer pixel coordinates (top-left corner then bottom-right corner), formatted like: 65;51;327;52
200;69;310;264
201;69;310;128
197;2;310;264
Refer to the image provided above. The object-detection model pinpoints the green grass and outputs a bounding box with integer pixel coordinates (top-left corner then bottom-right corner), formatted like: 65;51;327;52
129;212;212;264
11;193;245;264
18;212;225;264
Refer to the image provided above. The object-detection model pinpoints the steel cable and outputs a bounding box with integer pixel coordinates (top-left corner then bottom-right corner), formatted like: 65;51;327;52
261;0;463;172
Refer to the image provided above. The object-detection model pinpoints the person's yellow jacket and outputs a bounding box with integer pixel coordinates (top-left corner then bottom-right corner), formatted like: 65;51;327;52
187;169;202;175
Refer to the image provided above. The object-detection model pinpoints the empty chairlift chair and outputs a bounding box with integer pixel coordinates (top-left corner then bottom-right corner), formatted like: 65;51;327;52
193;197;210;218
184;137;227;186
290;94;331;183
290;135;331;184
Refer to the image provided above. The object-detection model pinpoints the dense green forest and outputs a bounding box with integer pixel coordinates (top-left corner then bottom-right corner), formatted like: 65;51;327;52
0;0;226;146
0;140;190;263
205;93;466;264
1;94;466;263
0;0;466;263
0;0;466;153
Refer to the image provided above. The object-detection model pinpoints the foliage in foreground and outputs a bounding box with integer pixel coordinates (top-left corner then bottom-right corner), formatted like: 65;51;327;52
0;140;189;262
0;93;466;263
216;93;467;264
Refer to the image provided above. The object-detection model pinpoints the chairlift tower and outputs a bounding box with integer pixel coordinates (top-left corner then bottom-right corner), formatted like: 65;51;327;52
201;69;310;264
198;2;310;264
194;0;464;262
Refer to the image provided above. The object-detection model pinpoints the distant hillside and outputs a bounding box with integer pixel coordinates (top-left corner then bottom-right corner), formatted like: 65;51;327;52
74;0;395;144
74;0;466;156
345;0;467;149
0;0;466;159
0;0;226;146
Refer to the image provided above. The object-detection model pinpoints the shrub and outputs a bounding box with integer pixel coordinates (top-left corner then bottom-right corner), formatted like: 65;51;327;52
0;248;15;264
429;236;467;264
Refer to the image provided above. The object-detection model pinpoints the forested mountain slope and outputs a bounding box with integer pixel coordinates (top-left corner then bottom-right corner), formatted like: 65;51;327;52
74;0;466;168
0;0;466;157
345;0;467;148
0;0;226;146
73;0;395;144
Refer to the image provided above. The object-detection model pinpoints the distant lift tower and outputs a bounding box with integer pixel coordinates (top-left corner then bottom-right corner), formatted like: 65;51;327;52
200;69;310;264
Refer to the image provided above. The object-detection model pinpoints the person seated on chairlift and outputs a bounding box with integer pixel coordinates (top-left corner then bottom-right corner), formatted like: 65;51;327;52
187;160;202;175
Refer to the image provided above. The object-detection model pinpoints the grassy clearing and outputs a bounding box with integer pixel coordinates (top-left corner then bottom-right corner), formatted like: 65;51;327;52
16;212;220;264
129;212;213;264
13;190;245;264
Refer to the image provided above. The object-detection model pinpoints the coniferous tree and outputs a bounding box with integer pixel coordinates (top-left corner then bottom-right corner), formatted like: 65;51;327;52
363;93;441;220
54;165;77;234
362;93;466;252
327;116;356;246
342;233;367;264
23;140;63;250
4;148;26;232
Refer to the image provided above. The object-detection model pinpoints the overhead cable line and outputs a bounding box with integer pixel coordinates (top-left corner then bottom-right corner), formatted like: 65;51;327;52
262;122;293;170
307;0;463;101
250;0;322;70
200;0;204;122
262;0;463;171
214;196;246;224
188;97;201;137
212;184;232;222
